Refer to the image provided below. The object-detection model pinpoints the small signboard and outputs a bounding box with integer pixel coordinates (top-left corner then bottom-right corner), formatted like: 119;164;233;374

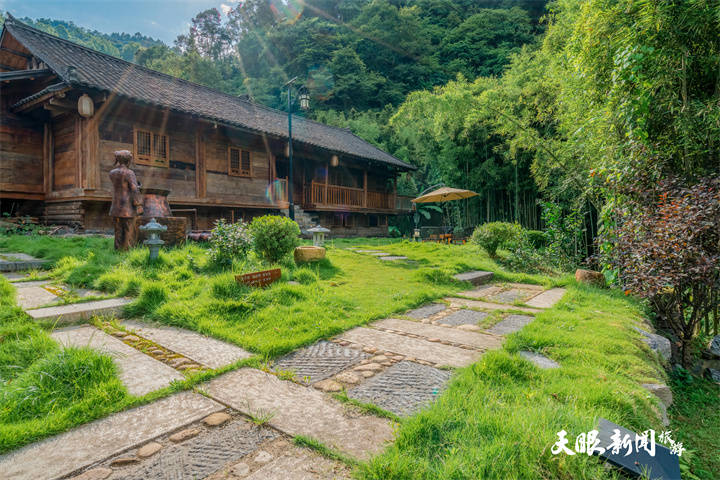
236;268;281;288
595;418;681;480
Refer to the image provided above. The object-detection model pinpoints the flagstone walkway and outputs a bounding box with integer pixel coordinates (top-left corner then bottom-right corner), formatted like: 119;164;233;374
2;261;567;480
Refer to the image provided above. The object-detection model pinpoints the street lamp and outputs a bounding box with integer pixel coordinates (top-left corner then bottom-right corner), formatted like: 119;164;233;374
284;76;310;221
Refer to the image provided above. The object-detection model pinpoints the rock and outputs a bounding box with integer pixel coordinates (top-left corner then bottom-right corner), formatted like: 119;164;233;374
707;368;720;384
427;338;441;343
254;450;274;464
370;355;388;362
122;334;141;342
708;335;720;358
392;355;405;361
633;327;672;362
575;269;606;287
314;379;343;392
179;363;202;371
136;441;162;458
203;412;232;426
70;468;113;480
169;357;192;368
109;456;139;467
641;383;673;408
354;363;383;372
452;271;493;286
362;346;377;354
230;462;250;476
287;280;300;285
169;428;201;443
457;324;482;332
294;246;326;263
335;372;361;384
360;370;376;378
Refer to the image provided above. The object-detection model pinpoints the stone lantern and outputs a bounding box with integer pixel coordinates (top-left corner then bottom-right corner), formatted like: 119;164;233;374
307;225;330;247
139;218;167;260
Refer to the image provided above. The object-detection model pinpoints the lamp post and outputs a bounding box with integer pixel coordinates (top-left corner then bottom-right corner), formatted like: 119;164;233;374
284;76;310;221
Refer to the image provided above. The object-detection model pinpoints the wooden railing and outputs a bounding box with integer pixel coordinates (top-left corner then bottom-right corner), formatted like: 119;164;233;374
304;181;398;210
367;190;393;209
395;195;414;211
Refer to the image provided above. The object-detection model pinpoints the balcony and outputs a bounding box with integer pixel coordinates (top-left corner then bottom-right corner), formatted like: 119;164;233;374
303;181;403;211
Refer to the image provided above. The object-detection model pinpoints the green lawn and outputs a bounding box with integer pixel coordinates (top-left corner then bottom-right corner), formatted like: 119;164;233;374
0;234;714;479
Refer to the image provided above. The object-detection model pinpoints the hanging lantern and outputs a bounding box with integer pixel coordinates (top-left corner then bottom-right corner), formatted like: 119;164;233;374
330;154;339;167
299;92;310;110
77;93;94;118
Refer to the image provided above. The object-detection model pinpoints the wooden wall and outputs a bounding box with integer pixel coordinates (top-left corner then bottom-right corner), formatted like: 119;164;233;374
0;81;44;197
96;101;274;206
52;114;76;191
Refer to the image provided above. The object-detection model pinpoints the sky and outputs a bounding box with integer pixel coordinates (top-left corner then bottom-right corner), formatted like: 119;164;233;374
0;0;240;43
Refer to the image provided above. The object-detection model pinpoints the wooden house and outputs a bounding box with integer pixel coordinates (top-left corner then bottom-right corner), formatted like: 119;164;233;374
0;15;414;235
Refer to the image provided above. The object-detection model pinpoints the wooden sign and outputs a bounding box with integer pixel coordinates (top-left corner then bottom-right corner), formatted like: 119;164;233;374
236;268;281;288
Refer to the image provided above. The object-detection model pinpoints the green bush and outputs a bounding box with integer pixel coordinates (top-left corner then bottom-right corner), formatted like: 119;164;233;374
208;219;252;267
249;215;300;263
525;230;547;249
471;222;522;256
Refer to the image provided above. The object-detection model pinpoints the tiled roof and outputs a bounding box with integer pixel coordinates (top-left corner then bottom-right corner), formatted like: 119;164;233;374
3;16;414;170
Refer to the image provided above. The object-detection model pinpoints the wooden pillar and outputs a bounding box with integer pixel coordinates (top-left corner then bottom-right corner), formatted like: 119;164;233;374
78;117;100;190
43;123;54;194
195;131;206;198
74;116;82;188
393;177;397;210
325;162;329;204
363;170;367;208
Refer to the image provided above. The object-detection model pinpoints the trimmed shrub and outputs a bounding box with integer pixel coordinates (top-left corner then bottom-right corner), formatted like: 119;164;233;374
471;222;522;256
208;219;252;267
249;215;300;263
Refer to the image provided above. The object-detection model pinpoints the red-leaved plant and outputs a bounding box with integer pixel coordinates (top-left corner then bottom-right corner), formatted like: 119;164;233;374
610;177;720;366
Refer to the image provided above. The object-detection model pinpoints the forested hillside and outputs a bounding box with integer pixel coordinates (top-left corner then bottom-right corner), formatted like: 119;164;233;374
0;13;164;61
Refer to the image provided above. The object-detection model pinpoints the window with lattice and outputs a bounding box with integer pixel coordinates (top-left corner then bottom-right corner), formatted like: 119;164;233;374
228;146;252;177
133;128;169;167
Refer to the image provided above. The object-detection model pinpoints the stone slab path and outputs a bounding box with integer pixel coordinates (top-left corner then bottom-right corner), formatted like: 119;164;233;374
373;318;503;351
525;287;566;308
206;368;394;460
272;340;368;384
452;270;493;285
339;327;480;367
52;326;183;396
348;361;452;417
436;309;489;326
447;297;542;314
379;255;409;261
122;320;252;370
108;418;277;480
27;298;132;324
16;284;60;309
518;351;560;369
0;392;223;480
485;314;535;336
0;252;47;271
204;437;351;480
406;303;447;319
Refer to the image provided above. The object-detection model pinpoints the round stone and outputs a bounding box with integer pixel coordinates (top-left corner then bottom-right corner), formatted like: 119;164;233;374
370;355;388;362
203;412;232;426
109;456;139;467
354;363;383;372
427;338;441;343
314;379;343;392
362;346;377;354
360;370;376;377
137;442;162;458
335;372;361;384
169;427;201;443
123;334;141;342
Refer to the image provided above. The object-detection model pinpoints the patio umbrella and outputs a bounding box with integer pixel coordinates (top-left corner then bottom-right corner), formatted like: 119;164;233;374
412;187;478;203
